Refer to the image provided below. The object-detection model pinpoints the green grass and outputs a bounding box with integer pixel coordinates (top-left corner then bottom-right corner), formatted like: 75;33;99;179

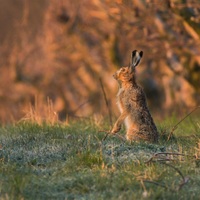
0;117;200;200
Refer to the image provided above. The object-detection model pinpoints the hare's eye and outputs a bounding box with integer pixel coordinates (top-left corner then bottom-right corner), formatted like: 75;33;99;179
121;68;125;72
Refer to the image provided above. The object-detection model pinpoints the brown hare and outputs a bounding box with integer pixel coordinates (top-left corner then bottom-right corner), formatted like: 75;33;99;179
111;50;159;142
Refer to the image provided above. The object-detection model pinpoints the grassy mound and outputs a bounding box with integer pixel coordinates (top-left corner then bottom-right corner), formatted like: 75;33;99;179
0;117;200;199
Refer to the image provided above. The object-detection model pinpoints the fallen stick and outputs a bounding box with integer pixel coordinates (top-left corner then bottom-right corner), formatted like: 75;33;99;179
145;152;194;164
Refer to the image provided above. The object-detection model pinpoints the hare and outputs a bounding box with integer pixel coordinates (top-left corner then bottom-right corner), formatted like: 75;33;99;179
111;50;159;142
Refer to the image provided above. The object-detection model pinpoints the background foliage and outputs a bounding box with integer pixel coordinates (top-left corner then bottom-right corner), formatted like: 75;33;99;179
0;0;200;123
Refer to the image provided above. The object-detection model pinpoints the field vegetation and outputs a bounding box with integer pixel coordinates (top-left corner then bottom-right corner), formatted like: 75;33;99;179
0;114;200;199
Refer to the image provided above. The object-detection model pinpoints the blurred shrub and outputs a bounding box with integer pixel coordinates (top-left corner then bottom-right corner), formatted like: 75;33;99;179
0;0;200;123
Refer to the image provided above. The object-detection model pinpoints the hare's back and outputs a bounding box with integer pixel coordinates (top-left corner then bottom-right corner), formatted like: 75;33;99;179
127;86;146;102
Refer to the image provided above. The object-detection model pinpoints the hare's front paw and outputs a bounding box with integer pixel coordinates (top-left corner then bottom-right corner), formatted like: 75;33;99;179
111;124;121;134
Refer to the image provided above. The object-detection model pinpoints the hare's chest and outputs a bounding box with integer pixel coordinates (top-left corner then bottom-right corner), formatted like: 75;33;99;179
116;88;125;113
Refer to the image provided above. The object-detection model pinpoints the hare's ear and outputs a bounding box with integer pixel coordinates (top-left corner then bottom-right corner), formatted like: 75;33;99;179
130;50;143;69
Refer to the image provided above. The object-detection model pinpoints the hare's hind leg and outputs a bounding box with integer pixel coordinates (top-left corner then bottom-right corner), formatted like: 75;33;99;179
126;128;139;141
127;129;158;142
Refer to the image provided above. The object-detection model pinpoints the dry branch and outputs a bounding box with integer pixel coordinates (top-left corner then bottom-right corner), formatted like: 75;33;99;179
145;152;194;164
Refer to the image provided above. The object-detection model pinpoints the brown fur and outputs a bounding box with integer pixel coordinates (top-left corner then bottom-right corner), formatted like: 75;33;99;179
111;50;159;142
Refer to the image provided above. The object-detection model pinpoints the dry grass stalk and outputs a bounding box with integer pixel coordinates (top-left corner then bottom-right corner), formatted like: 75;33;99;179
99;78;114;141
168;106;200;141
21;97;59;125
99;78;113;127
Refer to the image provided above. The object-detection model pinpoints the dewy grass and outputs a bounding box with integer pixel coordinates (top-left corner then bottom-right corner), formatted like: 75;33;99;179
0;118;200;199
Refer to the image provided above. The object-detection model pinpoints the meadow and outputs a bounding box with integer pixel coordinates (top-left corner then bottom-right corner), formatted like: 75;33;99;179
0;115;200;200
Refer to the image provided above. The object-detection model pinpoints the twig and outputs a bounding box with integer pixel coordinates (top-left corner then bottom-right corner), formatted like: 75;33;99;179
163;162;185;180
99;130;111;141
178;177;190;191
99;78;113;127
145;152;194;164
73;100;90;114
98;130;126;142
143;180;169;190
161;162;189;191
167;106;200;141
145;160;190;191
153;159;175;162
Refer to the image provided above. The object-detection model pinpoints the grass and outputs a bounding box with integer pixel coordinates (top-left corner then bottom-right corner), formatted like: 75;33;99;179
0;117;200;200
